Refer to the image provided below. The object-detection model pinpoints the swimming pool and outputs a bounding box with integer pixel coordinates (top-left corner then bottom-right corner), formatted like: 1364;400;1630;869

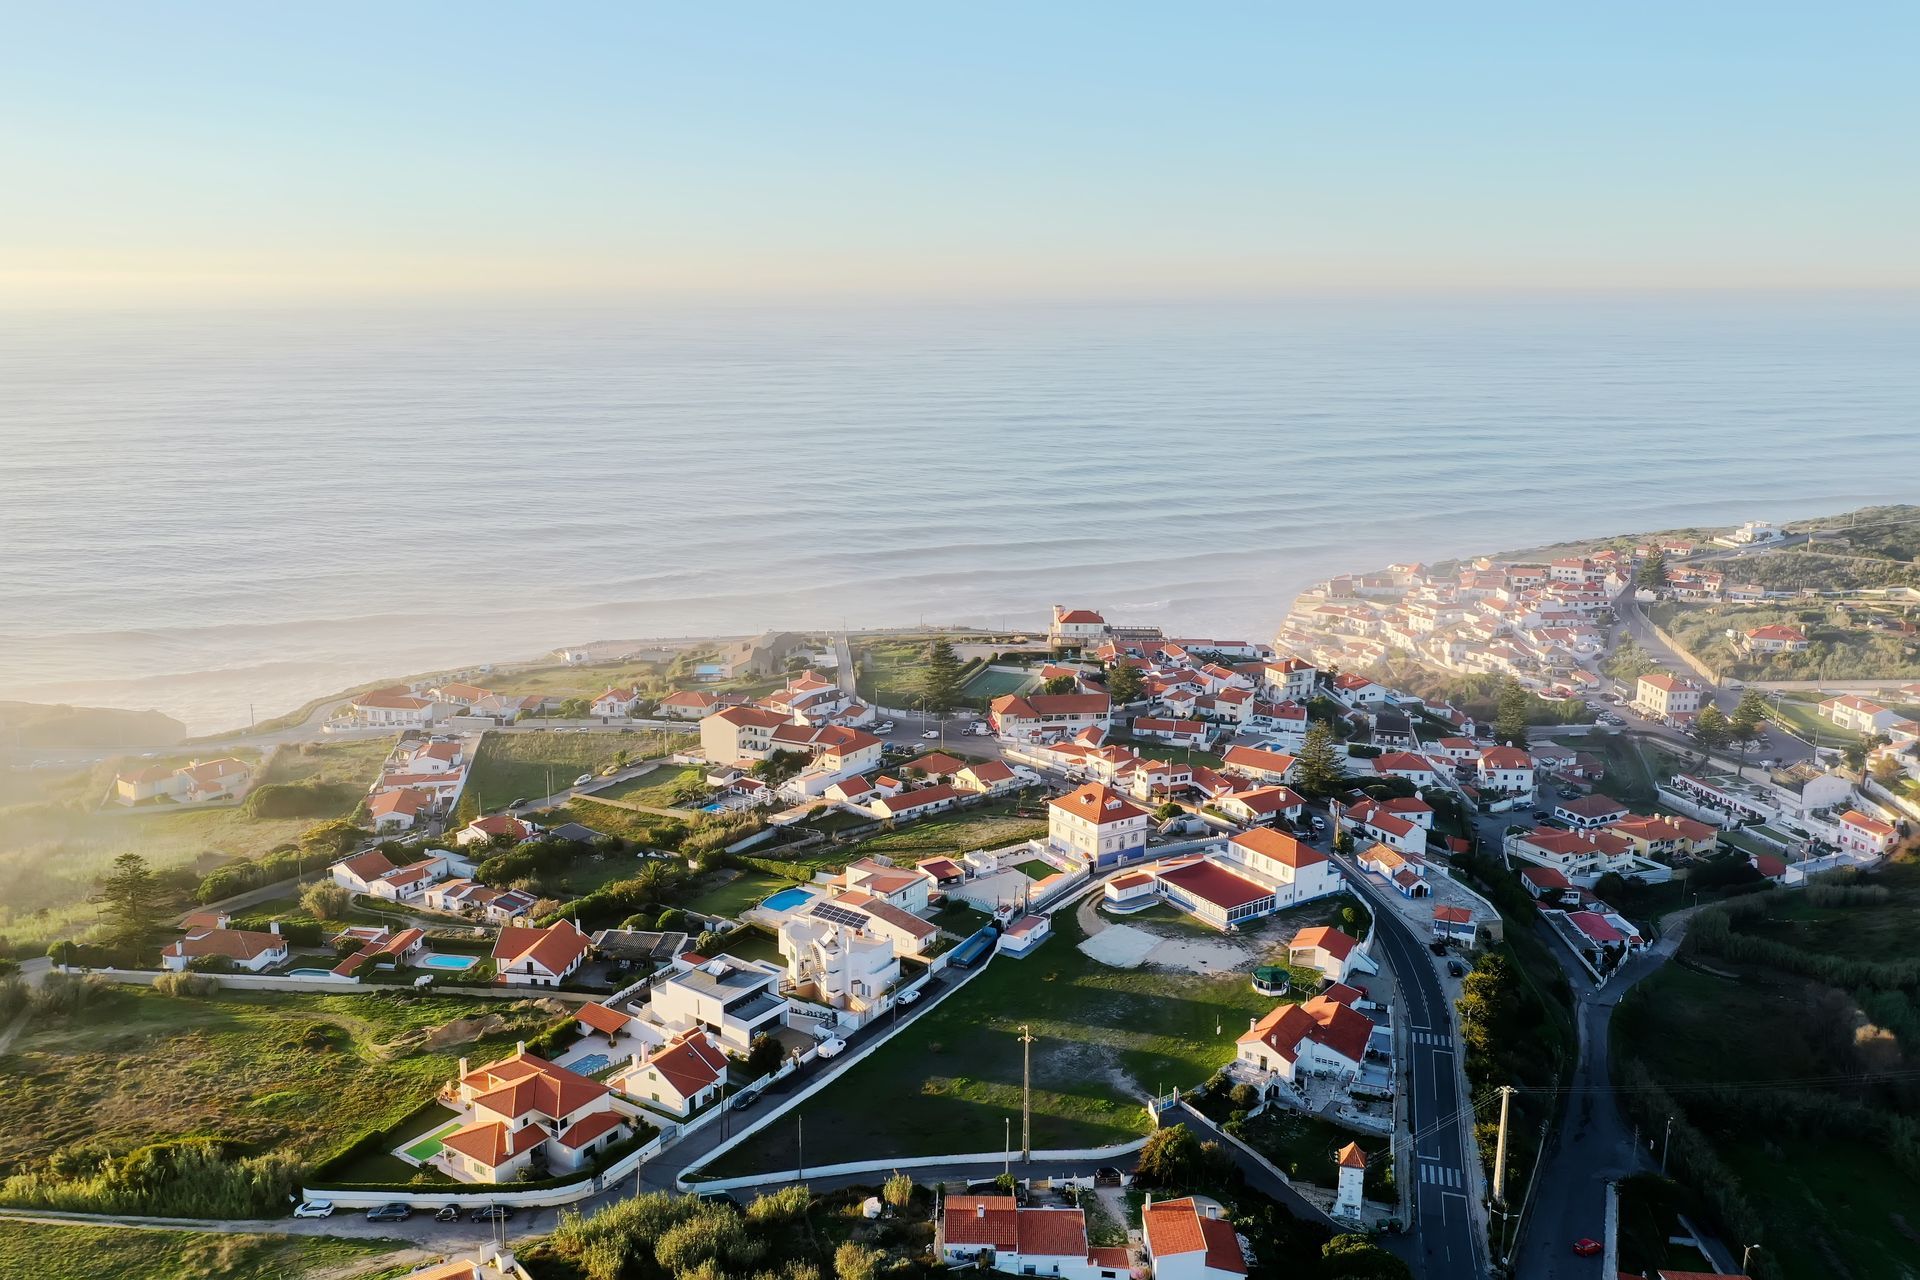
761;886;817;913
568;1052;611;1075
287;967;338;979
701;803;728;813
418;953;479;971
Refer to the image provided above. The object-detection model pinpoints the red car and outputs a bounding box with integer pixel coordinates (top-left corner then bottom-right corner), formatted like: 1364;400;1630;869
1571;1238;1603;1258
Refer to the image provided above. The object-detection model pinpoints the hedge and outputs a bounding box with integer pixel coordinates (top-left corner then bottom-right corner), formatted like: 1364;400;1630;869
728;854;818;882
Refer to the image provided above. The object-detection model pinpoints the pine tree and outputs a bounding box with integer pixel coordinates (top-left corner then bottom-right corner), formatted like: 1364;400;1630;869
1693;704;1732;755
1106;662;1144;705
1639;547;1670;588
1729;687;1768;765
1296;721;1347;796
1494;678;1530;745
93;851;161;964
918;638;965;713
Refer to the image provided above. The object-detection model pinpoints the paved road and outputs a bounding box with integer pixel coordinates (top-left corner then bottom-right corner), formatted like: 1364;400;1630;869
1505;910;1717;1278
1330;835;1486;1280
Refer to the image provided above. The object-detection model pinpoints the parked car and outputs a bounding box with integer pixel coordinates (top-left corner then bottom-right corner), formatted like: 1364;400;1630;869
921;730;939;740
292;1200;334;1219
573;773;593;786
1310;815;1327;832
817;1037;848;1058
1571;1238;1603;1258
471;1204;513;1222
1428;940;1449;957
896;985;923;1006
875;721;896;733
507;796;529;809
1557;787;1580;799
1532;810;1551;821
365;1203;413;1222
1447;960;1467;978
729;1090;759;1112
434;1204;461;1222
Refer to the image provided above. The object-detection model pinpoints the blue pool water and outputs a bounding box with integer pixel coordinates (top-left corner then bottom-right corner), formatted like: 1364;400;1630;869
569;1053;611;1075
761;887;817;912
287;967;337;978
701;803;727;813
418;953;479;971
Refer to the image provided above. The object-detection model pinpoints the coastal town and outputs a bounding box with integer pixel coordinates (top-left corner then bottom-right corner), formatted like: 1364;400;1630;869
5;508;1919;1280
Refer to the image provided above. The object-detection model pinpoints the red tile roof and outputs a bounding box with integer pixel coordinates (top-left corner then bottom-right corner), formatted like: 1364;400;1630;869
463;1051;609;1122
576;1002;631;1036
439;1118;546;1168
639;1031;729;1098
555;1108;627;1150
1290;925;1357;961
1143;1198;1248;1274
1229;826;1325;868
492;919;591;976
1049;783;1147;825
1155;858;1273;910
1555;794;1628;819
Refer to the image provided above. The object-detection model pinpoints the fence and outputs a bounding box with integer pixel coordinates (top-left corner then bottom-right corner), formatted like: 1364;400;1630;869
84;966;603;1004
304;1129;670;1210
683;1136;1153;1194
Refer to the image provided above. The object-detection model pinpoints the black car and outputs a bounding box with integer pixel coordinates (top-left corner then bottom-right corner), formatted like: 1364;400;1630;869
1558;787;1580;799
507;797;529;809
471;1204;514;1222
728;1089;758;1112
434;1204;461;1222
1447;959;1468;978
1428;940;1449;957
365;1202;413;1222
1532;810;1551;821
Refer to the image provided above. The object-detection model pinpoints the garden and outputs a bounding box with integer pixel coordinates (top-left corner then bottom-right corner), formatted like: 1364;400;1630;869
462;730;660;814
0;1221;409;1280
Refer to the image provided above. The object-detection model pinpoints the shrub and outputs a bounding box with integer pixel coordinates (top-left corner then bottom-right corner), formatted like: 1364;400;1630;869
245;781;341;819
300;881;352;921
152;972;218;998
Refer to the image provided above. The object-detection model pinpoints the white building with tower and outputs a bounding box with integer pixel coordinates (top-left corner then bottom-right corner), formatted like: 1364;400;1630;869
1333;1142;1366;1220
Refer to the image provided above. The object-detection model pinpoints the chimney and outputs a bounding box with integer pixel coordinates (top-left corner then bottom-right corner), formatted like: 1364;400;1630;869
516;1040;526;1056
458;1056;468;1078
269;920;280;935
976;1203;986;1219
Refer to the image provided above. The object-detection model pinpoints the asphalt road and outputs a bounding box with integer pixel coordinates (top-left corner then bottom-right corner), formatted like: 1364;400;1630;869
1330;836;1486;1280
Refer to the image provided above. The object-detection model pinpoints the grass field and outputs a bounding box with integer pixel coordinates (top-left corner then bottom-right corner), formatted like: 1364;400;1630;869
464;731;654;811
592;763;706;809
1110;737;1225;769
0;986;558;1177
842;800;1048;864
1647;600;1920;681
0;738;391;949
1761;692;1865;748
0;1222;406;1280
698;911;1280;1174
854;638;944;708
1235;1110;1393;1198
492;659;668;701
684;869;802;918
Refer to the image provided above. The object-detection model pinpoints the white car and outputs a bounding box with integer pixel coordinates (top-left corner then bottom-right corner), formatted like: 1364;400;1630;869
921;730;939;740
293;1200;335;1219
817;1037;848;1058
573;773;593;786
876;721;896;733
896;986;923;1006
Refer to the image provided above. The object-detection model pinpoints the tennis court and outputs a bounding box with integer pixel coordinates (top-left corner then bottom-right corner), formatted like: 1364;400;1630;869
962;666;1039;699
402;1118;464;1163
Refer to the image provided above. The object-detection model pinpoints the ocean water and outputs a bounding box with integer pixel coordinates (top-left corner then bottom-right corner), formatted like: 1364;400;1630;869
2;296;1916;735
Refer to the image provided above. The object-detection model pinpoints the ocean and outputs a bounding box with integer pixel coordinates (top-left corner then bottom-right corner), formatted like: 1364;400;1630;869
2;295;1916;736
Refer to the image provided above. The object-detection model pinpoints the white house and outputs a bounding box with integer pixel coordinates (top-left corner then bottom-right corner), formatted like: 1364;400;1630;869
953;760;1021;795
941;1196;1126;1280
1551;794;1630;830
331;848;398;893
658;689;724;720
591;687;641;718
1821;695;1905;736
492;919;592;987
1287;925;1376;985
1049;605;1109;649
439;1050;630;1184
1837;809;1897;858
1220;745;1299;785
1261;656;1317;704
348;688;437;728
1368;752;1443;788
835;857;935;913
1215;786;1305;827
610;1030;729;1118
990;692;1113;740
1047;783;1150;870
1337;797;1430;857
1633;673;1705;723
1142;1196;1248;1280
160;924;288;973
647;955;791;1052
778;914;900;1010
367;787;434;832
1235;990;1371;1085
1475;746;1536;797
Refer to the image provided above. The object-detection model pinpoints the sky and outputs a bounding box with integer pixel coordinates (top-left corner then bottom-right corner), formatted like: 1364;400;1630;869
2;2;1916;304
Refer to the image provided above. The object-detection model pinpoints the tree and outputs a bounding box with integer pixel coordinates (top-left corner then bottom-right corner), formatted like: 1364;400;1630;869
1321;1233;1414;1279
1692;704;1732;756
1638;548;1669;589
656;907;690;933
745;1033;785;1079
1728;688;1769;765
558;697;591;719
834;1241;882;1280
1043;674;1077;696
1494;678;1530;745
750;749;808;785
1106;663;1145;705
299;818;365;863
300;881;352;921
1296;722;1348;796
1134;1125;1231;1189
93;852;162;963
1333;826;1355;855
918;638;966;713
882;1170;914;1210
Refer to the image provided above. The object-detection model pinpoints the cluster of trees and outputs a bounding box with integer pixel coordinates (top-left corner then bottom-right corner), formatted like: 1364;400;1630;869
194;817;371;902
539;858;696;933
1690;688;1770;761
0;1135;301;1219
536;1185;856;1280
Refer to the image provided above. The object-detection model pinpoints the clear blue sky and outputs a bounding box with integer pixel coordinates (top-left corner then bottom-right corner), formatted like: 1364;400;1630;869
4;2;1915;302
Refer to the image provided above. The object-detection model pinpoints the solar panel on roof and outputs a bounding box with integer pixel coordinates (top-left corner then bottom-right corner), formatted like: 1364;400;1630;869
809;902;870;929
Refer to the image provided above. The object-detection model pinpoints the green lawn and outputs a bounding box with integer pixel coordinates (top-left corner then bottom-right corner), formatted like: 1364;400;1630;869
709;927;785;966
1110;737;1225;769
593;764;706;809
842;800;1048;864
492;659;668;701
0;738;390;949
1762;693;1865;747
963;667;1040;700
464;731;655;812
1738;858;1920;960
0;1222;407;1280
683;869;803;918
0;986;559;1178
698;912;1282;1174
853;638;941;708
1013;859;1058;880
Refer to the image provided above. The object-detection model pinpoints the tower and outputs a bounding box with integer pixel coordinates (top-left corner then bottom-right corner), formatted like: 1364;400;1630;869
1333;1142;1366;1220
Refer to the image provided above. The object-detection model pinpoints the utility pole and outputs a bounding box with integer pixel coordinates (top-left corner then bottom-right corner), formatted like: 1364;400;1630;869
1661;1115;1672;1174
796;1114;804;1181
1742;1244;1761;1273
1492;1085;1515;1207
1019;1023;1036;1162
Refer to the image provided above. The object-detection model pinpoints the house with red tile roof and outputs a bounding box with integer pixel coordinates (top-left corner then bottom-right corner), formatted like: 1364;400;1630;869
1633;672;1705;723
1047;783;1150;869
940;1196;1124;1280
868;783;963;822
953;760;1020;795
1369;751;1443;787
1220;745;1298;785
367;786;434;832
330;848;398;893
1288;925;1375;984
1143;828;1343;930
1142;1196;1248;1280
439;1049;630;1183
1740;623;1809;654
1550;793;1630;831
492;919;592;987
1336;796;1431;856
1132;716;1213;747
1214;786;1305;827
161;924;289;973
456;813;537;848
1049;605;1109;649
835;856;936;913
591;687;641;718
1236;989;1373;1085
1603;814;1718;859
989;691;1113;740
1837;808;1898;858
1475;745;1536;796
610;1029;728;1117
347;687;437;728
